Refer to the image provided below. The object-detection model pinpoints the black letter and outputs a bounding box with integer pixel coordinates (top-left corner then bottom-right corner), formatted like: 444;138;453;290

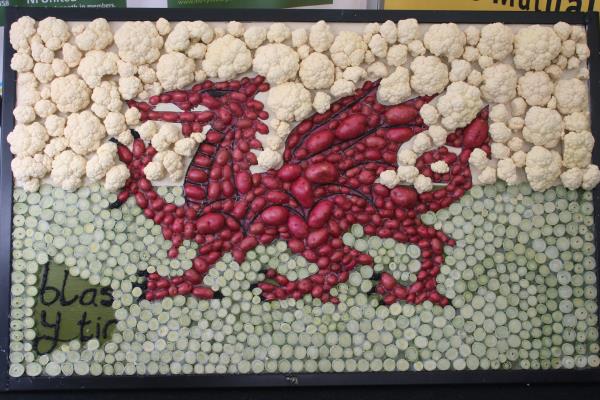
79;288;98;307
99;287;113;307
59;270;78;306
103;319;118;339
77;312;93;342
566;0;582;12
33;310;61;354
38;263;60;306
520;0;531;9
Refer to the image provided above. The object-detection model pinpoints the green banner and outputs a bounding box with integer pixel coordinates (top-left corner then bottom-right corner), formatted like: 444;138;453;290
168;0;332;8
9;0;126;7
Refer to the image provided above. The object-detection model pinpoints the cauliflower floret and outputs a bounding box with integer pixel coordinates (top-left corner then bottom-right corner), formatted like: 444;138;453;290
117;130;133;146
44;115;66;138
7;123;48;157
33;62;55;84
269;119;291;138
257;134;285;152
137;65;157;85
409;56;449;96
497;158;519;185
554;78;588;115
397;19;419;44
489;122;512;143
77;50;119;88
51;150;87;191
437;82;483;130
491;142;511;160
582;165;600;190
469;148;489;170
407;40;426;57
51;58;69;77
313;91;332;114
243;26;267;50
143;160;166;181
86;142;117;181
560;167;583;190
367;62;388;79
563;130;594;169
31;35;55;64
226;21;244;38
173;137;197;157
186;43;207;60
489;104;510;123
253;44;300;85
104;164;130;192
478;166;497;184
511;97;527;117
90;81;122;118
397;149;418;166
522;106;564;148
412;132;433;154
377;67;411;105
517;71;554;106
44;136;68;158
138;120;158;141
507;137;524;152
62;43;82;68
378;169;400;189
478;55;494;70
419;104;439;125
330;79;356;98
118;76;143;101
11;53;34;73
511;150;527;168
13;105;36;124
164;22;197;53
396;165;419;184
10;16;36;53
309;20;334;52
414;174;433;193
11;153;51;188
561;39;576;57
423;23;465;60
291;28;308;48
564;112;590;132
34;99;56;119
114;21;164;65
267;82;312;122
202;35;252;80
117;60;136;78
554;21;572;41
267;23;290;43
125;108;141;127
74;18;112;51
156;52;195;91
481;63;518;103
544;64;563;81
64;111;106;155
514;25;561;71
257;148;284;171
156;18;171;36
464;26;480;46
152;123;182;151
377;20;397;44
17;75;40;107
466;70;483;87
368;34;388;59
329;31;367;68
576;43;590;60
428;125;448;147
449;59;471;82
525;145;562;191
462;46;479;63
103;112;127;137
431;160;449;174
343;66;366;84
508;117;525;131
37;17;70;51
386;44;408;67
362;22;380;42
297;44;311;60
477;23;513;61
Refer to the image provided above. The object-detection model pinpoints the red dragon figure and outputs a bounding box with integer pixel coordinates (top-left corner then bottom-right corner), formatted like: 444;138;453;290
113;75;490;306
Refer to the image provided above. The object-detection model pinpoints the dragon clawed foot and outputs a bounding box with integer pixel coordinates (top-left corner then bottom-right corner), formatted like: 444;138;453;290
141;272;222;301
373;272;448;306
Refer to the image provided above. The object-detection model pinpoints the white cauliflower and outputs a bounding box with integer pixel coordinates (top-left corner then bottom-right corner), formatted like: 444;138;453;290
13;105;36;124
253;44;300;85
138;121;158;141
186;43;206;59
202;35;252;80
367;62;388;79
514;25;561;71
174;137;197;156
329;31;367;68
309;20;334;52
103;112;127;137
489;104;510;123
481;63;518;103
256;148;283;170
517;71;554;106
412;132;433;154
74;18;113;51
313;91;332;114
428;125;448;147
114;21;164;65
117;130;133;146
378;169;400;189
143;160;166;181
478;166;497;185
156;18;171;36
414;174;433;193
330;79;355;98
469;148;489;170
77;50;119;88
267;23;291;43
564;112;590;132
368;34;388;59
397;149;418;166
152;123;182;152
117;60;136;78
554;78;588;115
137;65;158;84
90;81;122;118
449;59;471;82
297;45;311;60
11;53;34;73
363;22;380;42
431;160;449;174
522;106;564;148
497;158;519;185
104;164;130;192
292;28;308;48
582;165;600;190
37;17;70;51
387;44;408;67
118;76;143;101
343;66;366;84
419;104;439;125
525;145;562;191
562;131;594;169
511;150;527;168
34;99;56;119
397;19;419;44
489;122;512;144
491;142;511;160
64;111;106;155
31;35;54;63
467;70;483;87
227;21;244;38
269;119;291;138
6;123;48;157
267;82;312;122
243;26;267;50
379;20;397;44
554;21;572;41
44;115;66;138
51;59;69;77
436;82;483;130
560;168;583;190
86;142;118;181
410;56;449;96
462;46;479;62
396;165;419;184
125;108;141;127
478;55;494;69
509;117;525;131
51;150;87;191
164;21;213;53
10;16;36;53
33;62;55;84
17;73;40;107
423;23;465;60
477;23;513;60
507;137;524;152
464;26;480;46
407;40;426;57
11;153;51;185
511;97;527;117
377;67;411;105
62;43;82;68
156;52;195;91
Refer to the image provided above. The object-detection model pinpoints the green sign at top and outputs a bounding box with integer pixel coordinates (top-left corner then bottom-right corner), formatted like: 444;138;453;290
9;0;126;7
168;0;332;8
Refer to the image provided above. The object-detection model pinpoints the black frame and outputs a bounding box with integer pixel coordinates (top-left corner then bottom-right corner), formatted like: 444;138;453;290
1;5;600;392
